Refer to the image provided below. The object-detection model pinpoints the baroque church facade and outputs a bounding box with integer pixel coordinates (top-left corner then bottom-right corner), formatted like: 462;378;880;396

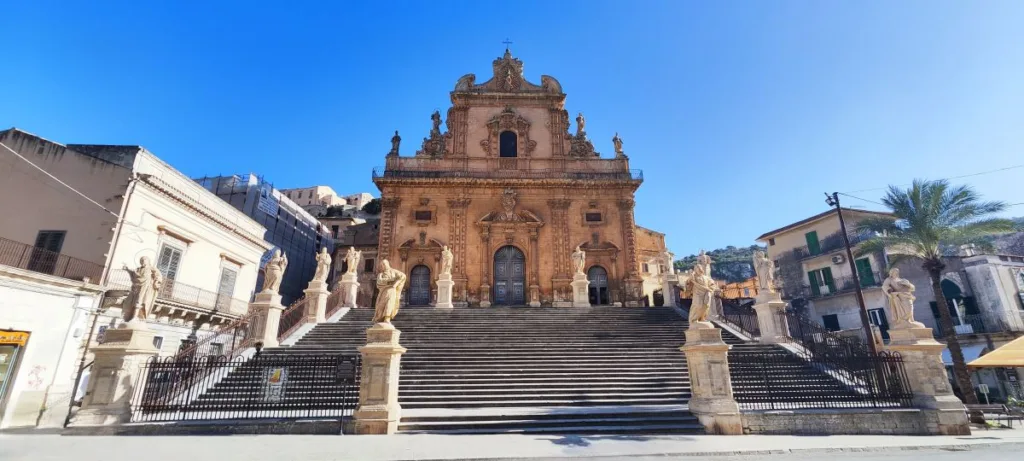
373;50;658;308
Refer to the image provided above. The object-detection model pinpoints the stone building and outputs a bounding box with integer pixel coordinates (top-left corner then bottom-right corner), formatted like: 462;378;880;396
280;185;347;216
372;50;651;307
333;219;380;307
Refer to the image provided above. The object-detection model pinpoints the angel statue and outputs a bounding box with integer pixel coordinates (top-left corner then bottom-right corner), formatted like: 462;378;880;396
122;257;163;326
373;259;407;324
882;268;924;328
262;250;288;294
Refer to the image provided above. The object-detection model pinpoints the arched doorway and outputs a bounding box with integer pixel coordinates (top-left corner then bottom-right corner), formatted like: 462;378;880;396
409;265;431;306
493;246;525;305
587;266;609;305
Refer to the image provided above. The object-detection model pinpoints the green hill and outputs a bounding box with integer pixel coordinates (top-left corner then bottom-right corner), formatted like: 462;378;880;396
674;245;763;283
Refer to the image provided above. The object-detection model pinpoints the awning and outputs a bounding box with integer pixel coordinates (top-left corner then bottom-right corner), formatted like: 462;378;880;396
968;335;1024;368
942;344;986;365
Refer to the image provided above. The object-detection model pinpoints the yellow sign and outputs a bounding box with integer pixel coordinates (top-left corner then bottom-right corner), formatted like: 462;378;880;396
0;331;30;346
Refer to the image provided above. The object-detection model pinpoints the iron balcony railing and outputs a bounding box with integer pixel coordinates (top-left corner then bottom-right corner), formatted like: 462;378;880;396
106;269;250;317
372;157;642;182
0;236;104;282
932;314;994;337
277;295;310;342
793;271;883;299
790;231;876;260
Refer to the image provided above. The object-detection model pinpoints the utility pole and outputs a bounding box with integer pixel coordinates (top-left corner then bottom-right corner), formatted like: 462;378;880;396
825;192;879;356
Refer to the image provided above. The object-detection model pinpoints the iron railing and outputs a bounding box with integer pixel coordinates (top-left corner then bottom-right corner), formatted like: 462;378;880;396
932;314;993;336
795;272;883;299
325;287;345;319
132;353;360;422
780;309;871;358
790;231;876;260
717;300;761;339
0;236;104;282
277;296;309;341
107;269;249;316
732;349;914;410
373;165;643;182
174;309;264;361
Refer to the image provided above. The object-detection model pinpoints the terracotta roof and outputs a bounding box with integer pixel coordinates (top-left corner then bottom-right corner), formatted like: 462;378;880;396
755;208;894;241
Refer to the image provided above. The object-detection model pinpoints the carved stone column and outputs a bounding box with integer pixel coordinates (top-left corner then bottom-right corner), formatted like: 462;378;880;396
618;198;643;306
377;197;402;263
479;228;491;307
887;327;971;435
446;106;469;156
681;327;742;435
547;199;573;306
447;197;471;306
354;323;407;434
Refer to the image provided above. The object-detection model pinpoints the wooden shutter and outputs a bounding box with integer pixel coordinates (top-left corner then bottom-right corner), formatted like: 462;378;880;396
805;231;820;255
217;267;238;297
157;245;182;280
855;258;874;286
808;271;821;296
821;267;835;292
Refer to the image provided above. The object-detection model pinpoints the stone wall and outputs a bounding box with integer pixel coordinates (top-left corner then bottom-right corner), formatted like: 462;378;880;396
742;409;960;435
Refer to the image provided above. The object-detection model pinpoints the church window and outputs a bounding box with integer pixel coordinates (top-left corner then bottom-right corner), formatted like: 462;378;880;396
364;258;375;273
585;212;602;222
499;131;517;158
415;210;432;221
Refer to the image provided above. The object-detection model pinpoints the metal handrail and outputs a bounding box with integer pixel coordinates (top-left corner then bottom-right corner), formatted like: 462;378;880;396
0;236;104;282
106;269;250;316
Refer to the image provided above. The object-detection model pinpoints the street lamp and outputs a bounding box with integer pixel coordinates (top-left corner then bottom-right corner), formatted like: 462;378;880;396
825;192;880;356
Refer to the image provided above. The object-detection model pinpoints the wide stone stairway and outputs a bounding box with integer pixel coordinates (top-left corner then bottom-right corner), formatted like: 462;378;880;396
250;306;866;434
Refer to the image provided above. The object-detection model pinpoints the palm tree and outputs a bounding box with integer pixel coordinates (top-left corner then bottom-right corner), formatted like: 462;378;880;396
856;180;1015;420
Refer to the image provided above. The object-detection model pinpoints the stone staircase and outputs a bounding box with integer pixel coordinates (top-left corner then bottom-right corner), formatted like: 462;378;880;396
253;306;866;434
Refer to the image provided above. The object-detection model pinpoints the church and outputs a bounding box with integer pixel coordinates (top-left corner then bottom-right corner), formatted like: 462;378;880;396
373;49;666;308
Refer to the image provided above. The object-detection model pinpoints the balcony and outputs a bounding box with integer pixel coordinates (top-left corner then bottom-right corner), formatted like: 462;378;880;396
794;271;883;299
791;231;876;260
0;236;104;282
106;269;249;317
932;314;1000;337
372;157;642;182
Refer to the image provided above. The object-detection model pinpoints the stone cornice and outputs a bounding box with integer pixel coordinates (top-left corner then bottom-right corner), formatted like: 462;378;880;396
374;177;641;191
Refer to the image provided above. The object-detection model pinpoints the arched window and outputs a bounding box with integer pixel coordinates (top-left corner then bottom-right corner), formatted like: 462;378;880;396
499;131;517;158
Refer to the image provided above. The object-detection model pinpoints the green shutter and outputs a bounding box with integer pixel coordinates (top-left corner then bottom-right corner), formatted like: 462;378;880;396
856;258;875;286
821;267;835;293
805;231;821;255
929;301;940;321
808;271;821;296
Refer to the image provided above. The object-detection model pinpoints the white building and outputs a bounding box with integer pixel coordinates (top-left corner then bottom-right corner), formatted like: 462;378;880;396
0;128;272;429
280;185;347;216
343;192;374;210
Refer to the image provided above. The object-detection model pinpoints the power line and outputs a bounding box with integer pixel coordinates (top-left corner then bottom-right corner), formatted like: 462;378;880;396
1;141;121;217
843;164;1024;194
836;192;885;207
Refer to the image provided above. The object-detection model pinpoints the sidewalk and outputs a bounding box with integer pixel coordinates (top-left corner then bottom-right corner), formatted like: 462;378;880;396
2;426;1023;461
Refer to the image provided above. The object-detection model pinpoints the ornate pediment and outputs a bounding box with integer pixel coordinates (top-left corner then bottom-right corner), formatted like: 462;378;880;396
477;188;544;224
479;107;537;157
453;50;563;95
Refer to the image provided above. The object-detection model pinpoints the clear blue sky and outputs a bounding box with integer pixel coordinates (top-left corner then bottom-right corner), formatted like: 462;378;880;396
2;1;1022;257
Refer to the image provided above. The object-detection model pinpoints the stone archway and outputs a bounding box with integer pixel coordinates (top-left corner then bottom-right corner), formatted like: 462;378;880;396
493;245;526;305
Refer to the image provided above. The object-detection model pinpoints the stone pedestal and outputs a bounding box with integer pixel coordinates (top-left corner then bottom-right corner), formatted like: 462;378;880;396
528;285;542;307
250;291;285;348
753;291;789;344
570;273;591;308
354;323;407;434
886;326;971;435
681;327;743;435
479;284;491;307
304;280;330;324
662;274;680;307
435;274;454;309
69;326;159;427
339;273;360;308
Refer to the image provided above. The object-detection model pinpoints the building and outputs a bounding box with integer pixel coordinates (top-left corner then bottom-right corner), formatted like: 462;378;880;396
372;50;651;307
756;208;894;337
333;219;380;307
720;277;760;300
195;174;335;304
343;192;374;210
320;215;365;240
280;185;347;216
0;128;271;428
636;226;672;306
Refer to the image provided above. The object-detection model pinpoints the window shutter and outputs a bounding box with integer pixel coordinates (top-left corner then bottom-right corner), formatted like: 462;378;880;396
821;267;835;292
929;301;940;321
805;231;820;255
157;245;182;280
962;296;980;316
218;267;238;297
855;258;875;286
808;271;821;296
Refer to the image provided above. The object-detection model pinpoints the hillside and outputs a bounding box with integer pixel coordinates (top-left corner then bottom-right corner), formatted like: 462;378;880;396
674;245;763;283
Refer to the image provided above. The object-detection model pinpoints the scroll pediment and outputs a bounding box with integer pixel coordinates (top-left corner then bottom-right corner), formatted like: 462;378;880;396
478;209;543;224
453;50;563;95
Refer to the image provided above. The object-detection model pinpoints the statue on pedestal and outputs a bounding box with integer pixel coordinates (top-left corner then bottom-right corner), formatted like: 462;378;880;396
313;247;332;283
612;132;624;157
345;246;361;275
576;112;586;135
262;250;288;294
388;130;401;156
122;257;162;324
571;245;586;276
752;250;774;292
683;263;718;327
373;260;406;324
883;268;924;328
440;245;454;276
430;110;442;136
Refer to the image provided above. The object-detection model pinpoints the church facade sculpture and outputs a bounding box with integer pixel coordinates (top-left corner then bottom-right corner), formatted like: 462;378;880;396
882;268;924;328
262;250;288;294
373;260;407;323
122;256;163;325
388;130;401;156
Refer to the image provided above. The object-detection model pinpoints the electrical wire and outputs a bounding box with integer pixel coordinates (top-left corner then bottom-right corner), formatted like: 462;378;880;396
1;141;120;217
843;164;1024;194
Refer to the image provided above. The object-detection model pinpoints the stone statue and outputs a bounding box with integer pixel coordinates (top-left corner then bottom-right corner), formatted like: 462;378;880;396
696;250;712;277
883;268;923;328
262;250;288;294
612;132;624;156
752;250;774;291
345;246;361;275
373;259;406;324
440;245;453;276
389;130;401;156
430;110;442;136
571;245;586;275
683;263;718;327
504;68;514;90
313;247;331;283
122;257;162;324
576;112;586;135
